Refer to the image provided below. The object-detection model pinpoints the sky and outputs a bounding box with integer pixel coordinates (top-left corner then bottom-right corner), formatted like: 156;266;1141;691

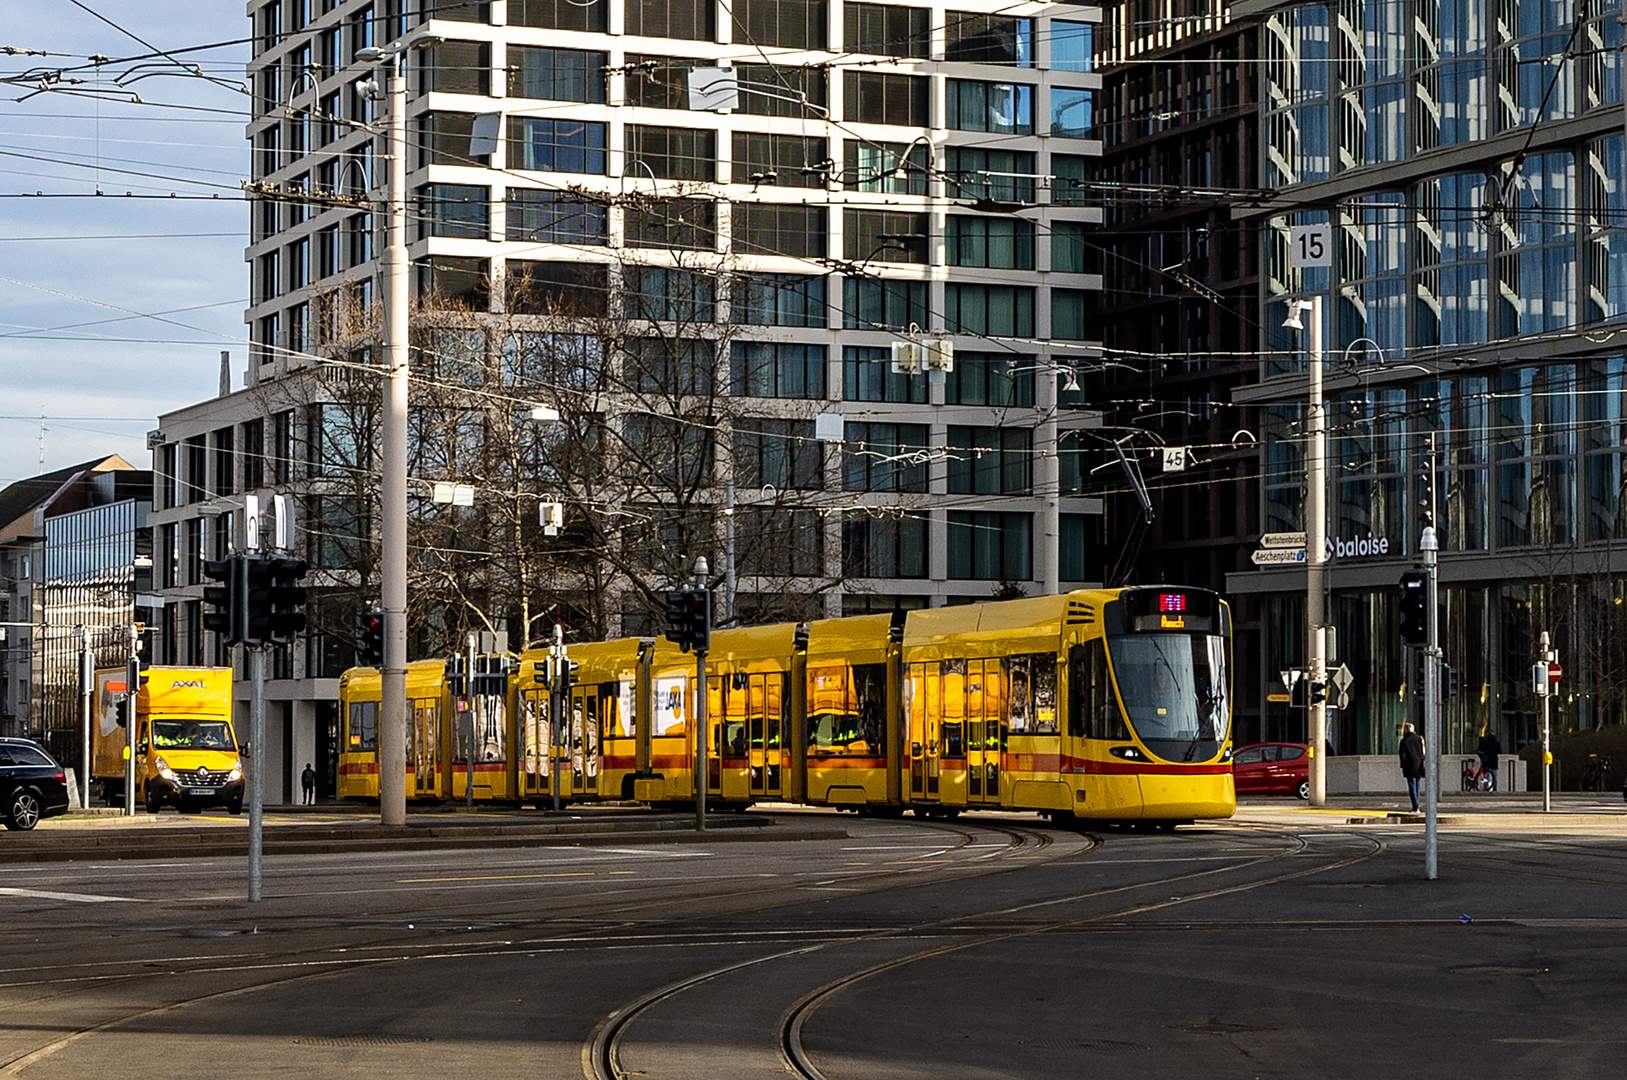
0;1;250;487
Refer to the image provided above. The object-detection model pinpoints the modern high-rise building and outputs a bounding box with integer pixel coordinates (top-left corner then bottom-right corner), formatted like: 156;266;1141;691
235;0;1110;626
1227;0;1627;759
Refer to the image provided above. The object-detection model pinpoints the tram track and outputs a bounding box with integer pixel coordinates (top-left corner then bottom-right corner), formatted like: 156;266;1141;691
585;824;1379;1080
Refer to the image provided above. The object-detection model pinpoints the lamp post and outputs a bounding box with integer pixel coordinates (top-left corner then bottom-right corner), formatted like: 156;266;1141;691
1284;297;1328;806
357;32;441;828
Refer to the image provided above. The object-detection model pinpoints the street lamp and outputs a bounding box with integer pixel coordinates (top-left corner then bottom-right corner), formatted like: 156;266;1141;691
357;30;440;828
1283;296;1328;806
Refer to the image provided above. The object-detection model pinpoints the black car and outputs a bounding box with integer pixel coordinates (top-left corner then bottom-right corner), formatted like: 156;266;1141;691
0;737;70;831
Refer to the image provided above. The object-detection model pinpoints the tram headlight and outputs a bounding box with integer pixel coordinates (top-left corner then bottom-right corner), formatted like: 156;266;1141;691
1109;745;1145;761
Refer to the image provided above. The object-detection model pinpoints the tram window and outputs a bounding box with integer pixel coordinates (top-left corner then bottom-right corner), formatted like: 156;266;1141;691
723;717;746;756
1004;653;1058;733
1069;640;1126;740
853;663;885;747
348;701;377;751
943;721;964;758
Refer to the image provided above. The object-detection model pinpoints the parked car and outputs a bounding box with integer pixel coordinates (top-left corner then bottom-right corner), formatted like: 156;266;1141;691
1232;742;1311;800
0;737;71;830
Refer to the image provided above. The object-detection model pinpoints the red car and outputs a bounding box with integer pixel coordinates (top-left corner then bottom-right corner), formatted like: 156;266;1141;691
1232;742;1311;800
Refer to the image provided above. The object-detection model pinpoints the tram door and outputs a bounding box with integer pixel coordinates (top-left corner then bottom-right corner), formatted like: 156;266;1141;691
571;688;600;794
908;663;941;799
708;676;727;796
964;659;998;805
413;699;440;797
520;690;549;798
748;674;784;798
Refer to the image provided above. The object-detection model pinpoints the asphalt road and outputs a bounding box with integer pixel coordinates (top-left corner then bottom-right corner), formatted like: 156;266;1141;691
2;806;1624;1079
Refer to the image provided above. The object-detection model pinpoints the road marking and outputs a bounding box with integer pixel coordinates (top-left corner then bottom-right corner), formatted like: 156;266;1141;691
397;872;599;883
0;887;144;903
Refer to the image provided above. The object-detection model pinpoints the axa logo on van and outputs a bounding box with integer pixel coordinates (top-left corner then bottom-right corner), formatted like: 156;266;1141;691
170;679;207;689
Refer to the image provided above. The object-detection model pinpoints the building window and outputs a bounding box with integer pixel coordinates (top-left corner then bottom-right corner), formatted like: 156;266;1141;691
626;125;716;181
842;345;927;403
624;266;717;322
736;64;828;118
626;56;694;109
843;512;928;578
507;46;606;102
258;250;280;302
307;402;371;480
843;139;929;194
158;444;178;510
843;278;928;330
947;511;1031;580
420;40;490;96
732;0;827;50
1052;289;1089;339
627;0;715;41
418;112;487;167
944;283;1034;336
624;198;717;251
732;273;828;327
346;212;372;266
733;203;828;259
507;118;607;174
416;183;490;239
730;342;827;398
1050;88;1093;138
945;352;1033;406
317;225;341;278
506;260;609;314
946;216;1033;269
945;12;1032;66
844;3;930;58
844;71;929;126
734;418;823;489
506;189;608;244
946;147;1036;203
508;0;607;33
732;132;829;188
414;255;490;309
843;421;928;491
627;337;714;395
1059;513;1097;581
242;418;265;491
947;425;1030;495
288;238;309;289
946;79;1033;134
844;209;929;264
1051;221;1089;274
184;436;207;504
1051;20;1093;72
182;518;205;586
737;508;825;576
309;495;368;570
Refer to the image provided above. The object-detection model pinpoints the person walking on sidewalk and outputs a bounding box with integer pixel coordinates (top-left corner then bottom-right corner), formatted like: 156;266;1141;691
300;763;317;805
1399;723;1426;812
1476;726;1502;792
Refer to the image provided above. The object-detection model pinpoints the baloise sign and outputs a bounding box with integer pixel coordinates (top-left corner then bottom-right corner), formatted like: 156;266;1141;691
1326;533;1391;560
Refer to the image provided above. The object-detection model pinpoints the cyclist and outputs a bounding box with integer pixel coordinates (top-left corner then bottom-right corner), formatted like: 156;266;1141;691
1475;725;1502;793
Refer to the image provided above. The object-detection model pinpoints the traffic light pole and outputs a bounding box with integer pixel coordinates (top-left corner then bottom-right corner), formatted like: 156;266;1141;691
1292;297;1330;807
125;623;139;816
695;642;707;833
1540;631;1554;813
466;633;477;809
79;626;92;810
1422;525;1440;880
248;643;265;902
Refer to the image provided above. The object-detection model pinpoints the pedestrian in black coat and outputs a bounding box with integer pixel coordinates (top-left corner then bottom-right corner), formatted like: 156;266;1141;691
1399;723;1426;812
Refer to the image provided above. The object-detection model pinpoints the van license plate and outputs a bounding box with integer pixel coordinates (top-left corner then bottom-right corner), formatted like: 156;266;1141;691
188;788;215;796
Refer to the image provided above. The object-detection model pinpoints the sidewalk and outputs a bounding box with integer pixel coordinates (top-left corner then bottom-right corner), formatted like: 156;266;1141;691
1232;791;1627;830
0;805;848;864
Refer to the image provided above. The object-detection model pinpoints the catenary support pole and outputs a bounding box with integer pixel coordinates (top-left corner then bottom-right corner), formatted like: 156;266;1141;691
79;626;92;809
466;632;477;808
1541;630;1553;813
125;623;139;816
1422;525;1440;880
377;58;410;828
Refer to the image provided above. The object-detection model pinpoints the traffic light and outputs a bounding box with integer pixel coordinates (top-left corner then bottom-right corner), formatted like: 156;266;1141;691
360;611;384;667
202;556;245;645
446;655;467;697
558;659;579;693
1308;679;1327;706
472;655;511;696
264;557;308;644
664;589;711;652
1441;663;1459;702
114;698;129;727
1399;569;1428;647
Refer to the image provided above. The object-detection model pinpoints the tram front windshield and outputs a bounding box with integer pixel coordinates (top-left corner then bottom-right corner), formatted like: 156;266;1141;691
1107;633;1229;761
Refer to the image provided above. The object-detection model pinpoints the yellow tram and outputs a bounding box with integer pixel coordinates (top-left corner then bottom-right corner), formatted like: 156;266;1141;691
336;586;1236;825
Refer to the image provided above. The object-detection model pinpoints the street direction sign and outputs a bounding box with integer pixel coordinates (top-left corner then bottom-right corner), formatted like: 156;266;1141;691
1252;547;1307;566
1261;531;1307;548
1331;663;1354;693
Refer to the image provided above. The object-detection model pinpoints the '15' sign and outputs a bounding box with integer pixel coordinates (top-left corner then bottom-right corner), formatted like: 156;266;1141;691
1290;224;1332;268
